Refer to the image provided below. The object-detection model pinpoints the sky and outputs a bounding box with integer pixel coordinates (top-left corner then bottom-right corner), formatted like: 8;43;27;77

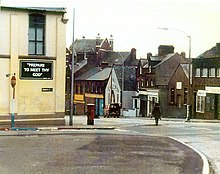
1;0;220;58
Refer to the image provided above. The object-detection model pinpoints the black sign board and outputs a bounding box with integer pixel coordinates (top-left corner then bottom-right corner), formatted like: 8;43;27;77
42;88;53;92
20;61;53;80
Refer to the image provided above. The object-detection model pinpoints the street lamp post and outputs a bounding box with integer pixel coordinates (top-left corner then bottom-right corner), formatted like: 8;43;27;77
158;27;191;121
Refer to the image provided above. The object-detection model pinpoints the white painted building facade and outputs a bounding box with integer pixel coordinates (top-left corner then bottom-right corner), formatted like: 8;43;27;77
0;6;67;126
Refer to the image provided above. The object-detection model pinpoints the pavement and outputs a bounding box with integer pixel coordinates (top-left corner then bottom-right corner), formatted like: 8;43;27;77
0;116;214;174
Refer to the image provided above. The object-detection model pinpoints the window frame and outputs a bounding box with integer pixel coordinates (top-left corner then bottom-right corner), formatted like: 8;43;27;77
196;95;205;113
195;68;201;77
217;68;220;77
29;14;46;55
209;68;216;77
201;68;208;77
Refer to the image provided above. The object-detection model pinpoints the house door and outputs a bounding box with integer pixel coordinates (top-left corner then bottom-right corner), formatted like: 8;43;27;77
99;99;104;116
95;98;104;117
214;94;219;119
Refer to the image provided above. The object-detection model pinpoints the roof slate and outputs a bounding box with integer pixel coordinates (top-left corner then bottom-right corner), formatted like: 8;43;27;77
155;53;188;86
114;66;136;91
75;67;111;81
73;39;104;53
103;51;130;65
87;68;112;81
75;67;101;80
1;6;66;13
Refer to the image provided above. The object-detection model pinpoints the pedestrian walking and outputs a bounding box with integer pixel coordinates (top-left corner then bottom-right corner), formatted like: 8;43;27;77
152;103;161;126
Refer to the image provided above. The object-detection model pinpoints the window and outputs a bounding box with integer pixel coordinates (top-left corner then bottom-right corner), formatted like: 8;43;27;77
196;95;205;113
141;81;144;87
29;14;45;55
201;68;208;77
206;94;215;112
151;80;154;87
195;68;200;77
209;68;215;77
80;83;83;94
146;80;149;87
217;68;220;77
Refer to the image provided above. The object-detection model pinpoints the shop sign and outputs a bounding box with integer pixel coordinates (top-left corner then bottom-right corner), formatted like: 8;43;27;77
20;61;53;80
197;90;206;97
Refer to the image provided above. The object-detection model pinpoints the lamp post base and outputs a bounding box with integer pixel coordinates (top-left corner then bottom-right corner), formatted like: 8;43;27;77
185;104;190;122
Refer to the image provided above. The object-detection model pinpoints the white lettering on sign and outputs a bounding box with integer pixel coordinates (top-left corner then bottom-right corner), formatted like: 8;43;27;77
30;68;41;72
27;63;45;68
24;68;29;72
42;68;49;72
21;61;53;79
32;73;43;77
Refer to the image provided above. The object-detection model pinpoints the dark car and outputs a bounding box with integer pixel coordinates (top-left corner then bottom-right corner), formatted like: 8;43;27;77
108;103;120;118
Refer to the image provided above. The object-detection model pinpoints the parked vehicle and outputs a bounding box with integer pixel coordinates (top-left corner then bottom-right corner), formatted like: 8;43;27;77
108;103;120;118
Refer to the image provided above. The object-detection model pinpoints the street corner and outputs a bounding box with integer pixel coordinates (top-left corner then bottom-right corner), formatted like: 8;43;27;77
169;137;210;174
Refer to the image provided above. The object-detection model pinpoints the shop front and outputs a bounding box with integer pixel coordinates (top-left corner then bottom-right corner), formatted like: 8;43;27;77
196;87;220;119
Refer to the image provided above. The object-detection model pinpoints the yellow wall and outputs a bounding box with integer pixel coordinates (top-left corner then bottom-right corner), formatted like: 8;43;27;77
0;8;67;118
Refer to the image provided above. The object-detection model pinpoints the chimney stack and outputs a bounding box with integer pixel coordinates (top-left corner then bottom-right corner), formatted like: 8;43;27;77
158;45;174;56
180;52;186;58
109;35;114;51
131;48;136;61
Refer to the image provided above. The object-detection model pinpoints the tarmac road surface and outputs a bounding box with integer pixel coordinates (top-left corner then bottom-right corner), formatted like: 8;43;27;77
0;133;203;174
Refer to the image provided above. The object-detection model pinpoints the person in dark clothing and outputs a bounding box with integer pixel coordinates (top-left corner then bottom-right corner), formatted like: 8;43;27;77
151;103;161;126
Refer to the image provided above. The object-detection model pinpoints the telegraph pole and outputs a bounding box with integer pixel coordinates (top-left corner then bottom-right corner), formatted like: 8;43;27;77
69;8;75;126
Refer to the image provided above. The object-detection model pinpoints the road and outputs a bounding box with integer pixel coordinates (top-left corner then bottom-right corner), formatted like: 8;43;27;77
104;118;220;174
0;117;219;174
0;132;203;174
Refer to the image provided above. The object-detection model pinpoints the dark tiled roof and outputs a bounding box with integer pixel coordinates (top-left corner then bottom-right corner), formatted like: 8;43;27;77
140;59;148;67
155;53;188;86
75;67;111;81
1;6;66;13
103;51;130;65
73;39;104;53
87;68;111;81
114;66;136;91
154;53;176;67
73;59;87;73
197;46;217;58
180;63;189;79
75;67;101;80
128;59;139;66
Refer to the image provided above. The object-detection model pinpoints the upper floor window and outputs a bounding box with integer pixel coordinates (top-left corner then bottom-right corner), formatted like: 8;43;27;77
201;68;208;77
141;81;144;87
195;68;200;77
29;14;45;55
209;68;215;77
217;68;220;77
150;80;154;87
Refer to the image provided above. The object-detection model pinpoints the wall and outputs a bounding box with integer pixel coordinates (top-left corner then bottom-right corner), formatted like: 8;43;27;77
0;8;66;125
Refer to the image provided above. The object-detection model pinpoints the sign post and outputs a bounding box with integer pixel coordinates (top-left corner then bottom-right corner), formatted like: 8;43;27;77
10;75;16;127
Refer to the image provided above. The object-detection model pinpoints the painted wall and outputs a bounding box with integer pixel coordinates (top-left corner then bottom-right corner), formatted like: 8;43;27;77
0;8;66;119
105;68;121;106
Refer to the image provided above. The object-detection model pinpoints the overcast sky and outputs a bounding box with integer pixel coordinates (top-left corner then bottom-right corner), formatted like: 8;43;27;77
1;0;220;58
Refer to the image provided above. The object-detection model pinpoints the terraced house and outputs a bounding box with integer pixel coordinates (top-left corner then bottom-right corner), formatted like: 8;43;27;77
0;6;68;127
192;43;220;119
